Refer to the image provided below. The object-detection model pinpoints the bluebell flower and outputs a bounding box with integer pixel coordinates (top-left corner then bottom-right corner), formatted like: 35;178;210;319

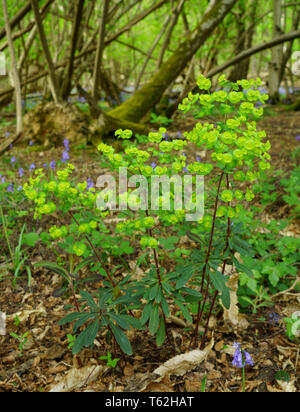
86;178;94;191
232;346;244;368
232;343;253;368
62;150;70;162
43;163;48;169
10;156;16;165
29;163;36;171
1;177;5;183
196;156;202;163
244;351;254;367
17;186;23;191
269;312;280;325
183;166;188;173
7;184;14;193
151;162;157;169
296;135;300;141
177;131;182;138
63;139;70;150
19;168;24;177
50;160;56;170
5;132;10;138
29;140;34;146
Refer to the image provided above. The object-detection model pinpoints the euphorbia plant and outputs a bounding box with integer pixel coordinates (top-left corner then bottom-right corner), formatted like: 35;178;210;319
23;75;271;355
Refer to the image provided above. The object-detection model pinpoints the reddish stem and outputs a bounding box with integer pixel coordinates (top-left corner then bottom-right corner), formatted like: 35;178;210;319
193;173;224;347
200;174;232;349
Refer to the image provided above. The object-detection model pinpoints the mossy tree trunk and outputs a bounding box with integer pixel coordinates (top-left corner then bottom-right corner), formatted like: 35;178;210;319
106;0;237;125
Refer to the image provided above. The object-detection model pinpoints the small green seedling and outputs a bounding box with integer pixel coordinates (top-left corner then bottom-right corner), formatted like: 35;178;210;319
67;334;77;349
10;332;29;356
99;351;120;368
13;316;21;327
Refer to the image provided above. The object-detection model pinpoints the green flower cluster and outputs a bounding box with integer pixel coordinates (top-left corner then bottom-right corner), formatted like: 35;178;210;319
140;237;159;249
23;163;108;260
177;75;271;210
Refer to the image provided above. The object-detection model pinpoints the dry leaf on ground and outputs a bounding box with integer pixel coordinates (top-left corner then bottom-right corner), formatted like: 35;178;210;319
49;365;103;392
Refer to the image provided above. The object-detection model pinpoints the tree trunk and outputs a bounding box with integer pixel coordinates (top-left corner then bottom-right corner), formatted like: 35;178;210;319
61;0;85;100
228;0;258;82
92;0;110;101
268;0;283;102
2;0;23;135
30;0;62;103
157;0;186;69
107;0;237;124
0;0;33;41
135;14;172;91
278;8;300;85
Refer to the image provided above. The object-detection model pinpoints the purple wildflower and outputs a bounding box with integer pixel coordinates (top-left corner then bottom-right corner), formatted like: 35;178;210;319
7;184;14;193
86;178;94;191
232;343;253;368
62;150;70;162
296;135;300;141
232;347;244;368
17;186;23;191
151;162;157;169
43;163;48;169
183;166;188;173
244;351;254;367
18;168;24;177
5;132;10;138
196;156;202;163
9;144;13;149
269;312;280;325
177;131;182;138
63;139;70;150
29;140;34;146
1;177;5;184
10;156;16;165
50;160;56;170
29;163;36;171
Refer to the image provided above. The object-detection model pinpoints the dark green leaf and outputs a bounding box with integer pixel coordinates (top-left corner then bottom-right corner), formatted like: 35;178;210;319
149;304;160;335
156;316;166;346
109;313;131;330
109;323;132;355
210;271;230;309
58;312;82;326
72;321;99;354
34;262;70;282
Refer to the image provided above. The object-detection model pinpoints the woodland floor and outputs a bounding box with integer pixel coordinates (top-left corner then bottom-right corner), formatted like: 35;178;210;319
0;106;299;392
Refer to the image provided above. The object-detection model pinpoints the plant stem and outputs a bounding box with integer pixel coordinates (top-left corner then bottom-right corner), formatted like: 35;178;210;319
199;174;231;349
146;210;173;349
193;172;224;348
242;366;246;392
